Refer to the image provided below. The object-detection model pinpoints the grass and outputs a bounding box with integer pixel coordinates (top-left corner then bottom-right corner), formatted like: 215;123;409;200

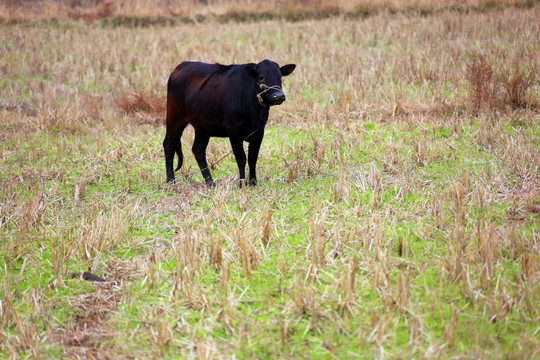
1;1;539;359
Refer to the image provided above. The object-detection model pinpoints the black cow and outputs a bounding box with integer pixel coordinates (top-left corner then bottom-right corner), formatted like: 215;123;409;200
163;59;296;186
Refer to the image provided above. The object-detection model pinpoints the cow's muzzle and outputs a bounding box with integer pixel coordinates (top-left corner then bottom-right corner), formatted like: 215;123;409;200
257;84;286;107
270;91;286;105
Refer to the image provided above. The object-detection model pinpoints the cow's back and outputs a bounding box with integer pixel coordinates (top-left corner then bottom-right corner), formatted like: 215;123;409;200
168;62;217;102
168;62;237;111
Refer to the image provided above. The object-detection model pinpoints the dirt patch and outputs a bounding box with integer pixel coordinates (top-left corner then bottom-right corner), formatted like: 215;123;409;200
523;204;540;214
500;177;540;202
499;177;540;221
49;260;145;359
58;282;120;359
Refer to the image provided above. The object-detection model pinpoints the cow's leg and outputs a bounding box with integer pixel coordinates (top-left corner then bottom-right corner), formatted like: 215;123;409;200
192;131;214;186
247;133;264;186
163;120;187;184
229;136;247;187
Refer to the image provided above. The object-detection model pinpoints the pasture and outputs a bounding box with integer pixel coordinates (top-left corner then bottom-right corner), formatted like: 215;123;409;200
1;1;539;358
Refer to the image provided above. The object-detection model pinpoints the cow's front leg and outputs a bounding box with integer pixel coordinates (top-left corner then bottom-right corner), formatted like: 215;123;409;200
247;133;264;186
192;131;214;186
229;136;247;187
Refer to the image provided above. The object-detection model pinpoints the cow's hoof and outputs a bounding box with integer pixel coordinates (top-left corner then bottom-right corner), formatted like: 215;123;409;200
239;179;248;188
249;179;257;186
166;179;176;184
205;180;215;187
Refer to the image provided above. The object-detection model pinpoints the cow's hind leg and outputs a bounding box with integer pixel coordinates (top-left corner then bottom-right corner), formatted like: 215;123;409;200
192;131;214;186
163;121;187;183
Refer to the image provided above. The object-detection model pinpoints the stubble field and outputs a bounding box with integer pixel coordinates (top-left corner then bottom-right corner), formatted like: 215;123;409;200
1;2;539;359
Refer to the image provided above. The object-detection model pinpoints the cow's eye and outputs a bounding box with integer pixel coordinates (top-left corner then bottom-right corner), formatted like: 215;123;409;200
258;75;265;82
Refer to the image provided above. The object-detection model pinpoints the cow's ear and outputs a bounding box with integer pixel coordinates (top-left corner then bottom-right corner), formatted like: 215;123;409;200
280;64;296;77
245;64;258;78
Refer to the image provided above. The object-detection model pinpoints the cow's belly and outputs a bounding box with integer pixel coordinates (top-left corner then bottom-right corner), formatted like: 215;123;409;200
186;114;228;137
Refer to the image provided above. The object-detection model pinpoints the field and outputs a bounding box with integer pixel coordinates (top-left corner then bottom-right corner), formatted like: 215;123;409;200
1;1;539;359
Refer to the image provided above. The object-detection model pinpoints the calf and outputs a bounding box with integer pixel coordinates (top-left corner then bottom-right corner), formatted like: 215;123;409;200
163;59;295;186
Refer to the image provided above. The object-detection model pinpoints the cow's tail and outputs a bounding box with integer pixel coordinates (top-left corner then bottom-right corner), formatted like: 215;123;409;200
174;145;182;172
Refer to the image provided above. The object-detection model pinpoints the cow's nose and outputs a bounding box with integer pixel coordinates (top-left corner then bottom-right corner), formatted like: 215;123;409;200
272;92;286;104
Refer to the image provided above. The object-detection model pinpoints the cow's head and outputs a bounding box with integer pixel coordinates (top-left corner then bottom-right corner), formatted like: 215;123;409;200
246;60;296;107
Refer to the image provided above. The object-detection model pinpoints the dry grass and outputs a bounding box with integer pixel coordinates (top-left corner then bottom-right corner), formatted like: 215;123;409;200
466;52;538;114
115;91;166;125
1;3;539;359
0;0;534;24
